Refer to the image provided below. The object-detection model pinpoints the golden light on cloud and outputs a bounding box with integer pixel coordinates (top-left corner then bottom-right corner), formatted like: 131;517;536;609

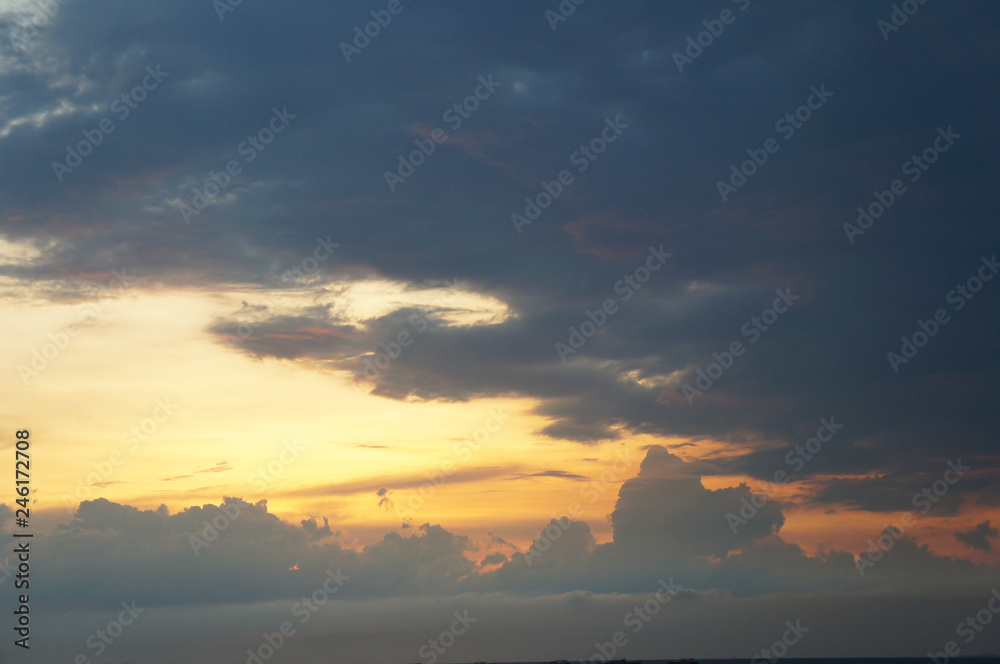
214;276;513;331
1;268;993;568
1;280;612;548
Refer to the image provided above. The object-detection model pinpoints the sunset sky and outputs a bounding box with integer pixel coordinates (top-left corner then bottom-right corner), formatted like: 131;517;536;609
1;0;1000;662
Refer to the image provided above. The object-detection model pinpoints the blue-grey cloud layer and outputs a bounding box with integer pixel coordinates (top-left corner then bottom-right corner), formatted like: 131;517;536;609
2;1;998;478
2;1;1000;659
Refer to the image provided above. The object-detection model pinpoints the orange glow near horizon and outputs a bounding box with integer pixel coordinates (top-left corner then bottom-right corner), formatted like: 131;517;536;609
3;282;994;567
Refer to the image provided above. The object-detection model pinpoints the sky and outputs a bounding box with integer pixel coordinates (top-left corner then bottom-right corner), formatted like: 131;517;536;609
1;0;999;662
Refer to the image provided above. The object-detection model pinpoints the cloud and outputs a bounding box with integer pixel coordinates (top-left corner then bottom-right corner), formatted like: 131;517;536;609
1;0;997;514
274;465;520;499
10;444;1000;631
2;1;1000;657
803;462;1000;515
481;551;508;566
29;496;478;609
18;587;1000;663
487;530;519;551
376;487;393;511
608;446;785;561
479;446;998;597
301;516;333;540
956;520;999;552
514;469;589;481
198;460;232;474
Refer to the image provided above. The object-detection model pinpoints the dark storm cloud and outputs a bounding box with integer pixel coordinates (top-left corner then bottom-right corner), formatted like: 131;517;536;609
2;1;1000;530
